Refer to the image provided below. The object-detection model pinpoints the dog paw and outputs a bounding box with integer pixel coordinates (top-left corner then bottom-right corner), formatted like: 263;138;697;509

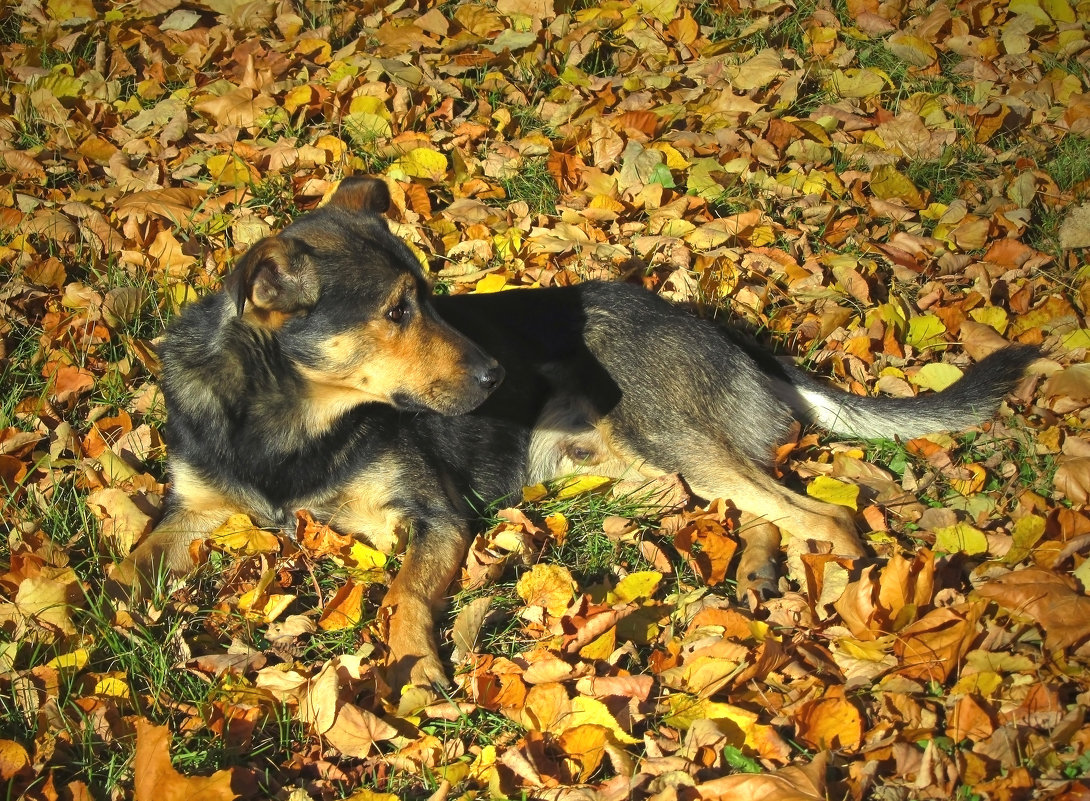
736;567;778;603
388;651;451;693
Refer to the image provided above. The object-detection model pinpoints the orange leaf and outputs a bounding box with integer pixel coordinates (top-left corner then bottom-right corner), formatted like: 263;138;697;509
557;724;608;783
795;686;863;751
894;604;982;681
318;580;366;632
133;719;239;801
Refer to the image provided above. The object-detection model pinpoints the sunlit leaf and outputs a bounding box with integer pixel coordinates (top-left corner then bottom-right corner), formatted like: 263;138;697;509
934;522;989;555
910;362;963;391
806;476;859;510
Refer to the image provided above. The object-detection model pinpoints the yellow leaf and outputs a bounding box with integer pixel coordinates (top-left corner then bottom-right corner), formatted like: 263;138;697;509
545;512;568;541
886;32;937;66
969;306;1008;334
557;724;609;782
578;627;617;660
95;676;131;699
343;112;392;140
1061;329;1090;350
1010;0;1055;24
348;541;387;570
206;153;255;186
517;564;576;616
349;95;390;117
750;223;776;246
828;68;890;98
493;229;522;261
555;475;611;499
239;591;296;623
297;37;333;64
650;142;690;169
609;571;662;603
870;164;925;209
47;648;89;670
567;696;640;743
522;483;548;502
732;48;786;90
664;695;750;730
910;362;964;391
1043;0;1076;22
161;282;199;312
838;636;894;660
47;0;96;20
38;69;84;99
921;202;947;221
934;522;988;555
390;147;448;181
211;513;280;553
660;218;696;238
635;0;679;25
1002;14;1035;54
589;194;627;214
468;744;497;783
474;273;508;293
282;85;315;115
316;134;348;162
905;314;947;349
806;475;859;510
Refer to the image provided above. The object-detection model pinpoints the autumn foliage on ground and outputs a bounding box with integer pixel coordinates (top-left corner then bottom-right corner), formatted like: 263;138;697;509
1;0;1090;797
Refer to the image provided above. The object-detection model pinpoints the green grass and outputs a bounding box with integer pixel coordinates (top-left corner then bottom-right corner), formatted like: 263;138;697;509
498;157;560;216
904;140;999;208
692;0;816;52
1045;134;1090;194
861;418;1047;516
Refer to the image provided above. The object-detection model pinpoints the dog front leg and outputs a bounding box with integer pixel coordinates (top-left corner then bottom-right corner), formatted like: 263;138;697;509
382;523;468;689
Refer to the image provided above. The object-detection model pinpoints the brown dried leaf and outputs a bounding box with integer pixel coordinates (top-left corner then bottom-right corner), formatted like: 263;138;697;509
976;568;1090;649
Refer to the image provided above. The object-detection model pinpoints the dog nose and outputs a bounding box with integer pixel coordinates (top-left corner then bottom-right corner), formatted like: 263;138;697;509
477;364;504;391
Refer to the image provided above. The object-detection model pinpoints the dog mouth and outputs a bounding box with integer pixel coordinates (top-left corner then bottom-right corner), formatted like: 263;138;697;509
391;382;497;416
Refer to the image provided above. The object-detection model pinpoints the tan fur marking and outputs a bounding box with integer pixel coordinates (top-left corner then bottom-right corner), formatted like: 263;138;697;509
298;277;487;430
241;307;292;330
315;460;410;554
684;462;863;557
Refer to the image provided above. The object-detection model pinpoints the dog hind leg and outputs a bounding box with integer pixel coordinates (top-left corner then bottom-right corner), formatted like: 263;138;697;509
107;507;230;599
735;515;781;601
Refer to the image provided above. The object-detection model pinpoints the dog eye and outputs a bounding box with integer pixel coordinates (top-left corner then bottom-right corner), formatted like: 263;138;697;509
386;301;409;324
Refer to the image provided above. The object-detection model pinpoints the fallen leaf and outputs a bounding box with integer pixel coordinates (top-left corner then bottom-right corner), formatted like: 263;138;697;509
976;568;1090;649
133;719;238;801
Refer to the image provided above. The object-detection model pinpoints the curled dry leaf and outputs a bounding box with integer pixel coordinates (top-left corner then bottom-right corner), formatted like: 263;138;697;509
975;568;1090;650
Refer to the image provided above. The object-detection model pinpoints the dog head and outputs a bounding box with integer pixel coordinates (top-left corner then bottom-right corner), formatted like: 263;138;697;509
223;177;503;418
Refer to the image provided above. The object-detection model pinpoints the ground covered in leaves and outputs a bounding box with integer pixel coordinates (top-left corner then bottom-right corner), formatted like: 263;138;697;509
1;0;1090;798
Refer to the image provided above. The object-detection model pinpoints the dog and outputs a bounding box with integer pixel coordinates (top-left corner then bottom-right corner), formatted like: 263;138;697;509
110;176;1038;688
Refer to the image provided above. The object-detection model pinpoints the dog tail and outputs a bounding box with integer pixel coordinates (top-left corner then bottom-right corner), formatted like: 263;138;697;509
785;345;1039;440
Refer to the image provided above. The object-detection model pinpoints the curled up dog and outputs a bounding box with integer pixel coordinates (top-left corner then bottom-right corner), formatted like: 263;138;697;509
109;177;1038;689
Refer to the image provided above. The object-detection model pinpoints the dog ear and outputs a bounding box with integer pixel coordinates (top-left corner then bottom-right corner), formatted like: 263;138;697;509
223;236;318;317
327;176;391;215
